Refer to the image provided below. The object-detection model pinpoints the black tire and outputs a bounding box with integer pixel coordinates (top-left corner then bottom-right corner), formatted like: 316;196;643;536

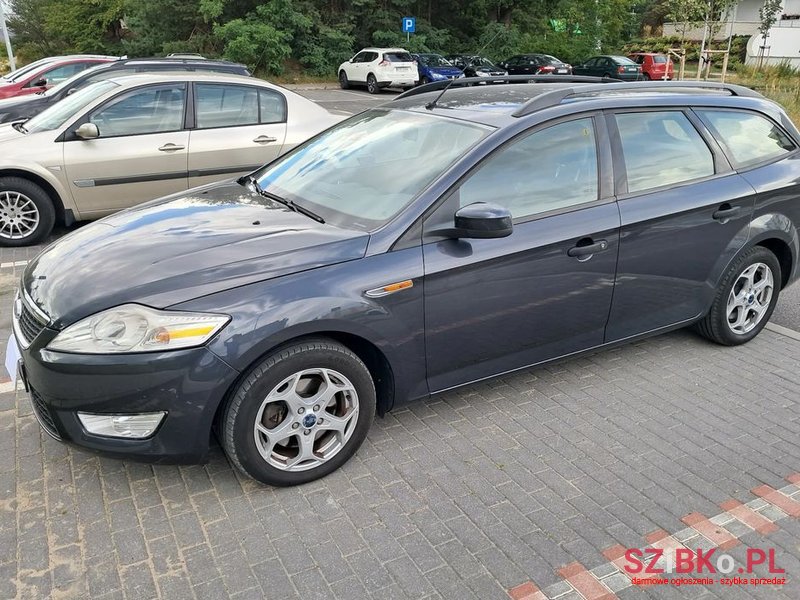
338;70;349;89
0;177;56;247
220;339;376;486
643;73;651;80
695;246;781;346
366;74;380;94
603;72;612;79
421;76;430;85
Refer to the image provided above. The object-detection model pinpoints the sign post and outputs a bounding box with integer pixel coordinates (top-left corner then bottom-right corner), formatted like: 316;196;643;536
402;16;416;43
0;0;16;71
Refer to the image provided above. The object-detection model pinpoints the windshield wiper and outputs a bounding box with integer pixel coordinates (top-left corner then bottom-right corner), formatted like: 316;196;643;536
245;175;325;224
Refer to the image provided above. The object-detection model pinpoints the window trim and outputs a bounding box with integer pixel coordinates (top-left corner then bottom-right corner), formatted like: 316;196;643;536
415;111;613;244
66;82;190;141
606;107;729;199
190;82;287;131
692;107;799;172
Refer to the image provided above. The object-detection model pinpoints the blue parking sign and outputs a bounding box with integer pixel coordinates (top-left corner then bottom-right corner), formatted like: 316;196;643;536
402;17;416;33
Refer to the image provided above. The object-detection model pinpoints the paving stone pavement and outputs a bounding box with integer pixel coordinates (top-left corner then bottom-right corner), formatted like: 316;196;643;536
1;309;799;599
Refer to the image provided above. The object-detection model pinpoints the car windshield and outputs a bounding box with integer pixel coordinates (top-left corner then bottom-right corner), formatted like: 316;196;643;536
255;109;491;230
25;80;119;134
473;57;497;68
45;64;110;97
420;54;452;67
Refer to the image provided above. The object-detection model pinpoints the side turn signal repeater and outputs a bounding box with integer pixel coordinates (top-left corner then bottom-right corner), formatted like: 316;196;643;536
365;280;414;298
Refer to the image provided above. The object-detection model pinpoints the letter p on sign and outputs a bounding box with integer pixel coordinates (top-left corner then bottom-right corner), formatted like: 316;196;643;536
402;17;416;33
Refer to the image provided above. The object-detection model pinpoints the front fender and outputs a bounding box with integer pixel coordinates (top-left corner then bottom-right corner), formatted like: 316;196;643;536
172;247;428;410
0;160;79;218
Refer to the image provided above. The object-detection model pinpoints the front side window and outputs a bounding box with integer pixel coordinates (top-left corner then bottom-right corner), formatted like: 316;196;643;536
195;84;258;129
90;85;186;137
698;109;795;167
352;52;367;63
615;111;714;194
456;118;599;219
255;109;490;230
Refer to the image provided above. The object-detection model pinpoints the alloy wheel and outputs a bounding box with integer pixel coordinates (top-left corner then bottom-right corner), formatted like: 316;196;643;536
0;191;40;240
726;262;774;335
253;368;360;472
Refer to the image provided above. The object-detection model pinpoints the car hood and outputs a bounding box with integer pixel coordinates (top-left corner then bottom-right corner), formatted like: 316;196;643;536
0;123;27;143
23;180;370;328
0;94;46;118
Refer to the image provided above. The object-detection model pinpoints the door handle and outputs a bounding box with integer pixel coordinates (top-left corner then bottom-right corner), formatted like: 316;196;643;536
253;135;278;144
158;143;185;152
712;204;741;221
568;239;609;258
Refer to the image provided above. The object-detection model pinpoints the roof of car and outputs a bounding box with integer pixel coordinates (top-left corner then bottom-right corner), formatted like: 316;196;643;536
390;81;776;127
360;48;410;53
106;72;263;87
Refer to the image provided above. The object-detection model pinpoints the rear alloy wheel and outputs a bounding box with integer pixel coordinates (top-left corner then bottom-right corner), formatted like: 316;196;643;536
696;247;781;346
367;74;380;94
0;177;55;247
338;70;349;89
220;339;376;486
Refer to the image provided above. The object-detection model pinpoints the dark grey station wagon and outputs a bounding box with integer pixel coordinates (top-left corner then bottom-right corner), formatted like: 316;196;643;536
11;78;800;485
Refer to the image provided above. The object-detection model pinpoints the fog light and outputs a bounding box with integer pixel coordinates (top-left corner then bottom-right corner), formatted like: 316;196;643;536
77;412;166;439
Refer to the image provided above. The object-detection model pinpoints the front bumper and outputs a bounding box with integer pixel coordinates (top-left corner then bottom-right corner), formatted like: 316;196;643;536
18;327;240;463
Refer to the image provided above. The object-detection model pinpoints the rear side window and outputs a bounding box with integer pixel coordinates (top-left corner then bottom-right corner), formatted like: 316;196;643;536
653;55;667;63
697;110;796;167
615;111;714;194
195;84;258;129
259;89;286;123
383;52;412;62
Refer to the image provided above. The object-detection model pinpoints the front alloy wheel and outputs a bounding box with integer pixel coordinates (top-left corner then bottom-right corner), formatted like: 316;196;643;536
0;177;56;246
696;246;781;345
221;339;375;486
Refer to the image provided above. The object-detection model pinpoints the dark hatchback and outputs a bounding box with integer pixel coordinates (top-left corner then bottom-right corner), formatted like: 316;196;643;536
500;54;572;75
573;55;641;80
11;79;800;486
0;57;251;124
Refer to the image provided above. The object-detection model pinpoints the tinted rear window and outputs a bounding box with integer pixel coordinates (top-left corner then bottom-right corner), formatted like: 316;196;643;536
384;52;413;62
613;56;637;65
698;110;796;167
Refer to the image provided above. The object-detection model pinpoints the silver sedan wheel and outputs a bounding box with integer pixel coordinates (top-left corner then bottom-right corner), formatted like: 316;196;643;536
0;191;40;240
726;262;774;335
254;368;360;472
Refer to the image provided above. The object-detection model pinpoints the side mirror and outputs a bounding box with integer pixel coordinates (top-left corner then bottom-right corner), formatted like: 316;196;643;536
75;122;99;140
33;78;47;87
431;202;513;239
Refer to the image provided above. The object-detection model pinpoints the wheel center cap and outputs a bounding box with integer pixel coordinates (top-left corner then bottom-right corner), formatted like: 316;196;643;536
747;294;755;304
302;413;317;428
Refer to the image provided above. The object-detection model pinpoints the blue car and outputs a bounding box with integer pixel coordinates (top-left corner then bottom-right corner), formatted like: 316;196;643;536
412;53;463;84
11;79;800;486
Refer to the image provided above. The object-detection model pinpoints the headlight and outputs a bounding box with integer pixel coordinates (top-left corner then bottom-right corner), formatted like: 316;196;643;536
476;71;489;77
431;72;446;80
47;304;229;354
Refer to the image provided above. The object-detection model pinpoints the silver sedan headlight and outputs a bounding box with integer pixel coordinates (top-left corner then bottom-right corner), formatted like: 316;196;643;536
47;304;229;354
476;71;490;77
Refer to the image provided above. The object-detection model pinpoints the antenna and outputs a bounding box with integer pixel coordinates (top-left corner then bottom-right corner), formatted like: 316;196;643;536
425;27;505;111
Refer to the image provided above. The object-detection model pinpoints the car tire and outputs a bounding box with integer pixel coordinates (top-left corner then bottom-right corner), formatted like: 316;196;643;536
421;76;430;85
366;74;380;94
338;70;349;89
643;73;651;80
220;339;376;486
603;72;612;79
0;177;56;247
695;246;781;346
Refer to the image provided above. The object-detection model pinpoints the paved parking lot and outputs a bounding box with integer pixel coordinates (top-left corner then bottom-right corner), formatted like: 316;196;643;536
0;87;799;600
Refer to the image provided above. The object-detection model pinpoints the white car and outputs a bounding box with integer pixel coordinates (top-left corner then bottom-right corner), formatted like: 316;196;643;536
0;72;345;245
338;48;419;94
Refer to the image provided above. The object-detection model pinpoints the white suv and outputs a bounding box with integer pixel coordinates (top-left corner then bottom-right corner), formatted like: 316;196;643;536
338;48;419;94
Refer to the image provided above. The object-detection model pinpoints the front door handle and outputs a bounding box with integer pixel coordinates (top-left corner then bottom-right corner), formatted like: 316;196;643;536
568;239;609;258
158;143;185;152
253;135;278;144
712;204;741;222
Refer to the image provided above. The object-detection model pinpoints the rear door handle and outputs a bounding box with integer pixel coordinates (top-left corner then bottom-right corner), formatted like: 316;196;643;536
158;143;185;152
253;135;278;144
568;239;609;258
712;204;741;221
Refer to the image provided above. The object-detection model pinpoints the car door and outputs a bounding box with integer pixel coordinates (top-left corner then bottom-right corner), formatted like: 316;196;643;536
574;58;596;76
349;52;370;82
187;83;287;188
604;109;757;341
422;115;620;392
63;83;189;218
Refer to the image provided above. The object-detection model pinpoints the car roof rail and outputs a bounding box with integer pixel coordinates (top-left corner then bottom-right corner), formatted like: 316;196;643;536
393;74;612;101
511;80;764;117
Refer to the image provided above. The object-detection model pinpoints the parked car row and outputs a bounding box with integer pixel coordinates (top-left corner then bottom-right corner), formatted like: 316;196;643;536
338;47;675;93
0;56;343;246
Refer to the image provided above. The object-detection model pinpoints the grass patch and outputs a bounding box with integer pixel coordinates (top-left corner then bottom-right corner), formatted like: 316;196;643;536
728;64;800;126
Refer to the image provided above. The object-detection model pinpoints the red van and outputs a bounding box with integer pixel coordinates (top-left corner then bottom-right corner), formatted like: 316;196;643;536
629;53;674;80
0;56;116;100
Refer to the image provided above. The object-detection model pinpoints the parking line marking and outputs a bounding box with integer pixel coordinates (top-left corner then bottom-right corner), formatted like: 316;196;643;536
0;260;28;269
752;484;800;518
681;512;740;550
508;581;547;600
557;562;617;600
720;499;779;535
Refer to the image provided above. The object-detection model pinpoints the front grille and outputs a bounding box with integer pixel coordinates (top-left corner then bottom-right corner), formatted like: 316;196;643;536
30;388;61;440
18;302;46;344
